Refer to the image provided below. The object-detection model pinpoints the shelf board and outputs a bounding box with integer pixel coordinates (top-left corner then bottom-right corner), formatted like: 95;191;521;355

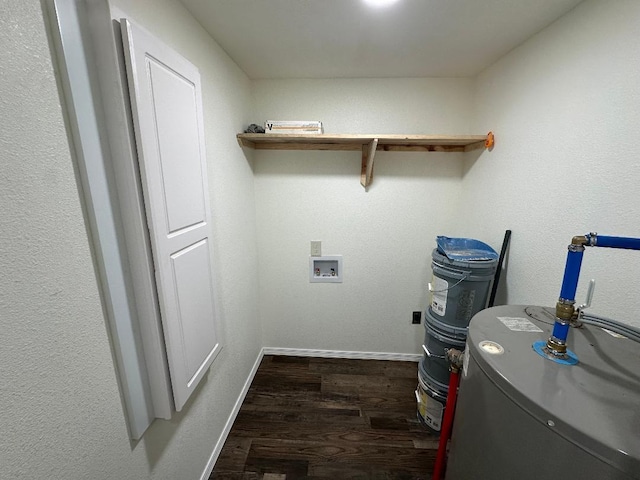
237;133;488;153
236;132;493;190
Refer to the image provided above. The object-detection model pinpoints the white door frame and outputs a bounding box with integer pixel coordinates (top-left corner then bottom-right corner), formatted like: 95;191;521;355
45;0;173;439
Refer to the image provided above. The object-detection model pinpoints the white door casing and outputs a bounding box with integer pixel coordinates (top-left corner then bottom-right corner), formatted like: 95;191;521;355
120;19;220;411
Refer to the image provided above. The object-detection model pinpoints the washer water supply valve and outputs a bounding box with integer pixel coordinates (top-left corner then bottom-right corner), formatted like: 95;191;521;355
534;232;640;365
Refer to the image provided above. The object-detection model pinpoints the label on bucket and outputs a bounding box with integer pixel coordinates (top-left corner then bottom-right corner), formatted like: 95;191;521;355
430;276;448;317
424;395;444;431
416;389;427;419
417;380;444;431
455;289;476;322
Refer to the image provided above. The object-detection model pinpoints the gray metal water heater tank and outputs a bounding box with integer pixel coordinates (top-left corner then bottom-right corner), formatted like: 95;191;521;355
446;305;640;480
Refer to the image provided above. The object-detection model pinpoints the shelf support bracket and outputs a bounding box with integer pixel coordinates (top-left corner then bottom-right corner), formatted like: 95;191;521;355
360;138;378;190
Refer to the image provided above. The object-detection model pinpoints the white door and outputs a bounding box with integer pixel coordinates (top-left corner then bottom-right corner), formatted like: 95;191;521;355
120;19;220;411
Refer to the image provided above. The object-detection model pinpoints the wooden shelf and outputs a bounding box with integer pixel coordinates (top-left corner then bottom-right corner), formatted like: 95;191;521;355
237;132;492;189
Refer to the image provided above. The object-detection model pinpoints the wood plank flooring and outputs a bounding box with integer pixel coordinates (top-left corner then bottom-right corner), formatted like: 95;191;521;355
210;355;439;479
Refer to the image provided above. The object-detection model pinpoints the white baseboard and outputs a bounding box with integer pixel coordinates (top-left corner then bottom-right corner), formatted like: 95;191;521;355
199;346;421;479
199;348;265;480
262;347;422;362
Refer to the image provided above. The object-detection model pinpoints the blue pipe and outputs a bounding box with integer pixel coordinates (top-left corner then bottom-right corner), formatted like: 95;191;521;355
559;249;584;302
587;234;640;250
542;233;640;363
550;320;570;342
549;248;584;347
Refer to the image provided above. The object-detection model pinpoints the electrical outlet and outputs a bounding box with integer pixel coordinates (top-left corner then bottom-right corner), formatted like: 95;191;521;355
412;311;421;324
310;240;321;257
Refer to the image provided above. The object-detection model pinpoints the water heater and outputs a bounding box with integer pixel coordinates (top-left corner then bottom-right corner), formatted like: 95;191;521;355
446;304;640;480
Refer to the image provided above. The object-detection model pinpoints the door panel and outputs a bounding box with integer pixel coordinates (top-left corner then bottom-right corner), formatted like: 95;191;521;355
146;58;206;233
120;18;220;411
170;239;217;383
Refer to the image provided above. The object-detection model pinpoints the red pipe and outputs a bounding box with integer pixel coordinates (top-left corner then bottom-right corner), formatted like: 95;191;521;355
432;368;460;480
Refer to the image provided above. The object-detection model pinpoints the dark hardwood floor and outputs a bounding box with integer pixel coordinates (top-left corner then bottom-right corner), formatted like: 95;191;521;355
210;355;438;479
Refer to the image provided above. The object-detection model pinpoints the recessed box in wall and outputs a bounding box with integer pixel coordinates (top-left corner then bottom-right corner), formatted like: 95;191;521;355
310;255;343;283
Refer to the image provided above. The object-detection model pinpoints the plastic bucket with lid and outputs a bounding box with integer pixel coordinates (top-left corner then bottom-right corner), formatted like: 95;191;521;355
429;248;497;329
421;318;466;388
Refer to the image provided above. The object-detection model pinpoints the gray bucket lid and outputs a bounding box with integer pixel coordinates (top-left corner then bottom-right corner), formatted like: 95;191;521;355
425;307;469;339
425;320;467;348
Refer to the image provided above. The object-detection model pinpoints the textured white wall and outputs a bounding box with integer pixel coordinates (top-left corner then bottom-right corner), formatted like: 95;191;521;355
460;0;640;324
1;1;132;476
252;79;474;354
1;0;259;478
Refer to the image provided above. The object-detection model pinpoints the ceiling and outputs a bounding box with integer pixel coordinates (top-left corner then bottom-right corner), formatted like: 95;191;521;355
178;0;583;79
